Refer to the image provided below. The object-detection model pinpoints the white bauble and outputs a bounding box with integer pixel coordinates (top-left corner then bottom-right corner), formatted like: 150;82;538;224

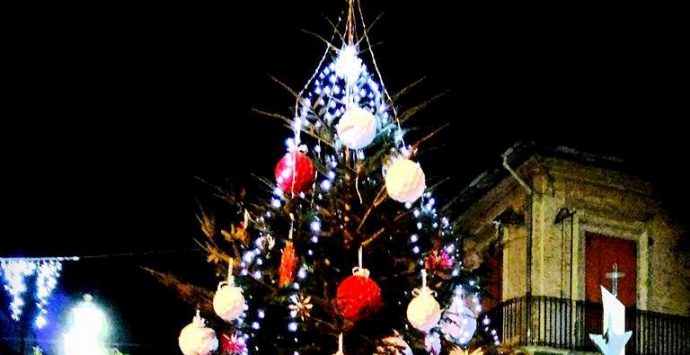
385;159;426;203
375;331;413;355
337;107;377;150
441;300;477;345
406;289;442;332
213;281;245;322
178;314;219;355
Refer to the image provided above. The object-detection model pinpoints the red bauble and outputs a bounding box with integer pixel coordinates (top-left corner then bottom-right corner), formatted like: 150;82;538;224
336;274;382;321
274;151;315;194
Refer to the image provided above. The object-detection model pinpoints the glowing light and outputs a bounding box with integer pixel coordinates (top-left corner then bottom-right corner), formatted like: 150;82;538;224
310;220;321;232
320;180;331;191
62;294;109;355
271;199;281;208
1;258;65;327
334;45;362;83
288;322;298;332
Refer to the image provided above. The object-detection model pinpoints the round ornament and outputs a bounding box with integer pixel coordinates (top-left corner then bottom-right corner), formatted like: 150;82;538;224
213;281;245;322
385;158;426;203
178;311;219;355
275;151;315;194
407;270;442;332
337;106;377;150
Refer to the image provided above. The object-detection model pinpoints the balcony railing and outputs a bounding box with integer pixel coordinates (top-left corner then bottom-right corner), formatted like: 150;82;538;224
484;295;690;355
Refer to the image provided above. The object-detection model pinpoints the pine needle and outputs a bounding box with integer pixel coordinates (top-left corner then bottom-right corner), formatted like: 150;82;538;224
399;90;450;124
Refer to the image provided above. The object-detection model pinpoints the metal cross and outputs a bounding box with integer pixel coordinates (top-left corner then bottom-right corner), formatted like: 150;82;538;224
605;263;625;297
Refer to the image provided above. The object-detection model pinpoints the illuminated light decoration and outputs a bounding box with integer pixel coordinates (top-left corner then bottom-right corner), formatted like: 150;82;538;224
34;261;61;328
63;294;109;355
310;220;321;232
0;257;76;328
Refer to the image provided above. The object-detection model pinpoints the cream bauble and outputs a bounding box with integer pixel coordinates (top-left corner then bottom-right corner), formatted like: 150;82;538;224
407;288;442;332
337;107;377;150
178;312;219;355
213;281;245;322
385;158;426;203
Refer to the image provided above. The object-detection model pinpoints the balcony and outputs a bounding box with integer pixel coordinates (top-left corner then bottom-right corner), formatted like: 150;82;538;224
485;295;690;354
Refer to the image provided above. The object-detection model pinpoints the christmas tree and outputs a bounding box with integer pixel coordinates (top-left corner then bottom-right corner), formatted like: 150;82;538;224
161;1;500;354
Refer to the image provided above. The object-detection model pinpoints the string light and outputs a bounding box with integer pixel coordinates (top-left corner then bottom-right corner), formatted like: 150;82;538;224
0;257;74;328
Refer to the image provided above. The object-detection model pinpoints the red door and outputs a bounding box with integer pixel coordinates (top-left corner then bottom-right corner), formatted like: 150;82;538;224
585;233;637;351
585;233;637;306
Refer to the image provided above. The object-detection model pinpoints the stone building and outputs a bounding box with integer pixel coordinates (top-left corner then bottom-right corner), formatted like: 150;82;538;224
456;142;690;354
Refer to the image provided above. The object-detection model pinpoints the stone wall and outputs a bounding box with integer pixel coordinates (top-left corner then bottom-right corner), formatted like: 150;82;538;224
459;155;690;316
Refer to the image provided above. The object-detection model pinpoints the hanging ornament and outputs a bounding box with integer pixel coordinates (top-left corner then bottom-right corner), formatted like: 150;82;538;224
375;330;413;355
221;333;248;355
336;247;382;321
449;346;484;355
178;310;219;355
440;293;477;345
278;240;298;287
333;333;345;355
213;259;245;322
274;150;315;194
424;332;442;355
337;106;377;150
424;248;454;273
385;158;426;203
289;294;313;321
407;269;442;332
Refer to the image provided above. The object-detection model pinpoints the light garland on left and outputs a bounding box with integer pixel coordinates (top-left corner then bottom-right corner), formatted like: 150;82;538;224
0;256;79;328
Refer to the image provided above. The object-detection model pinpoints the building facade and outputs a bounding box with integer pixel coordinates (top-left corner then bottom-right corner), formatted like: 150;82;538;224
457;143;690;354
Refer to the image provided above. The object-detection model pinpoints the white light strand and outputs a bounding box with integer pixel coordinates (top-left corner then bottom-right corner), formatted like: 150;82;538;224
0;258;65;328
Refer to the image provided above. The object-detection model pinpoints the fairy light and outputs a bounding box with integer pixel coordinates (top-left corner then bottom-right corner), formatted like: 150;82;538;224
310;220;321;232
1;257;71;328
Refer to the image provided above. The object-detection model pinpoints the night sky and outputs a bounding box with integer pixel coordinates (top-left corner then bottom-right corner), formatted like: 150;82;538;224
1;1;686;353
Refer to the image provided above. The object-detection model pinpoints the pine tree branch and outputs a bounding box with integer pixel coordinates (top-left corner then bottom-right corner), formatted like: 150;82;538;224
322;14;344;42
268;75;300;99
355;12;385;48
251;108;293;123
356;186;388;233
392;77;426;101
399;90;450;124
411;123;450;153
194;176;237;205
301;29;338;51
143;267;214;313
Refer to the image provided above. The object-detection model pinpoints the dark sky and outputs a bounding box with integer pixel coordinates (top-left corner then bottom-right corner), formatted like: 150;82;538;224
1;1;686;353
